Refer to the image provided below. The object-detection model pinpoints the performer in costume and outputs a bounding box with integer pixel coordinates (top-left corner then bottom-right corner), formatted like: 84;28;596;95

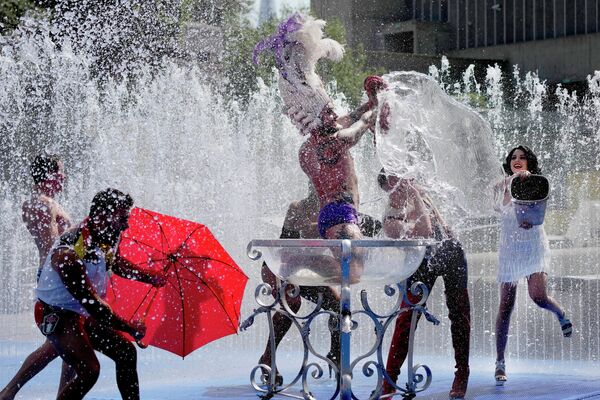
493;145;572;386
254;13;387;283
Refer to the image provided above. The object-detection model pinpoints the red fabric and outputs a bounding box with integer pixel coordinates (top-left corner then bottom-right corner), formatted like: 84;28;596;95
108;207;248;358
34;301;43;326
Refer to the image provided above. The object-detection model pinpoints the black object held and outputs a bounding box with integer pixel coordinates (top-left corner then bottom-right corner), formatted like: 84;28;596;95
510;175;549;201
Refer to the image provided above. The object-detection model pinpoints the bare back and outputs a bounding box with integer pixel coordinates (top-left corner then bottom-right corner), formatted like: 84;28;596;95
299;135;359;208
22;194;71;267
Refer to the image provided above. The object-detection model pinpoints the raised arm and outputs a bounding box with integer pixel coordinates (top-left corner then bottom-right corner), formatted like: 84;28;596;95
22;198;57;256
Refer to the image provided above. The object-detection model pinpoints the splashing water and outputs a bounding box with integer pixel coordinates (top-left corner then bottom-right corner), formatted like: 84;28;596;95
376;71;503;226
0;4;599;372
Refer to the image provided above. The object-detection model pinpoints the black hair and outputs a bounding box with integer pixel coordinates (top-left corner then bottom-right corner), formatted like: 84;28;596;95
30;155;60;185
502;145;541;175
89;188;134;218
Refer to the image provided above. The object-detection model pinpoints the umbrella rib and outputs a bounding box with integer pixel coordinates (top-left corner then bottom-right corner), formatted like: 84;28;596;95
156;222;173;256
178;256;248;279
129;287;157;321
172;261;187;358
123;237;169;257
173;258;242;334
172;225;204;256
137;208;173;257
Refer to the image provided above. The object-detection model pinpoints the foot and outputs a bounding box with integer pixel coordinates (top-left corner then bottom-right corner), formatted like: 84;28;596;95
449;367;469;399
558;314;573;337
381;380;397;396
326;351;340;379
494;359;507;386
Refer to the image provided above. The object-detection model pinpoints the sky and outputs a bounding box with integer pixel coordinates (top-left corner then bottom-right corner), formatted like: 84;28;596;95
249;0;310;25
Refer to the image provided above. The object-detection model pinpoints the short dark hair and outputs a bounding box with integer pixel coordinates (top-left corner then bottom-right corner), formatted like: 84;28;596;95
89;188;134;218
503;145;541;175
30;155;60;185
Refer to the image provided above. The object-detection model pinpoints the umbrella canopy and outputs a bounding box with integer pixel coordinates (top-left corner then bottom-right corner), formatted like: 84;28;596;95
108;207;248;358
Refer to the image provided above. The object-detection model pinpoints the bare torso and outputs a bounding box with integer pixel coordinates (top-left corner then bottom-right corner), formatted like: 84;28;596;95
299;135;359;208
22;193;71;267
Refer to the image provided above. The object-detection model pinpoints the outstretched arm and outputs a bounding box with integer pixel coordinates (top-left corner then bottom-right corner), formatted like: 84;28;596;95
334;110;374;145
112;254;166;287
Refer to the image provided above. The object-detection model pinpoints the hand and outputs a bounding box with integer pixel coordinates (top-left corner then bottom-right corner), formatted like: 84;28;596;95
151;271;167;288
129;320;146;341
364;75;387;106
515;170;531;181
519;221;533;230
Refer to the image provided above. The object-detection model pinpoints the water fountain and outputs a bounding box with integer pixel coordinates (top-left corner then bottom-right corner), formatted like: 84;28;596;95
0;2;599;399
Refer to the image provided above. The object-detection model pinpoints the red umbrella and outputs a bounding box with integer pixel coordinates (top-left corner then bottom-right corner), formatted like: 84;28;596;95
108;207;248;358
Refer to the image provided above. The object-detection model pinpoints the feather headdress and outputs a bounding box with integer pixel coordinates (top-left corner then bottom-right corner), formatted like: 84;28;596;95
254;13;345;135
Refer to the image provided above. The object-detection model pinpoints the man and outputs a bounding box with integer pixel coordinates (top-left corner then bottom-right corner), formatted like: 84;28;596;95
298;76;386;282
35;188;164;400
259;185;382;384
378;170;471;400
1;155;74;400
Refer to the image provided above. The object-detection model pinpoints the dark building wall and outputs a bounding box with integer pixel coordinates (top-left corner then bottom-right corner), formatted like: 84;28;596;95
449;31;600;83
312;0;600;83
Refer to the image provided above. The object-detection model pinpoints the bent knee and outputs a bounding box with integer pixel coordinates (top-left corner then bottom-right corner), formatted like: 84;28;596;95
76;359;100;383
529;294;549;306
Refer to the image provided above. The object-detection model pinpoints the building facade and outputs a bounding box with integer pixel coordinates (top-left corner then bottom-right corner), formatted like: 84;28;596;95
311;0;600;83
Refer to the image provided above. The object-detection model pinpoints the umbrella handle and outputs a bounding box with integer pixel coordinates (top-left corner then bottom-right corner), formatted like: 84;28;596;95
136;340;149;349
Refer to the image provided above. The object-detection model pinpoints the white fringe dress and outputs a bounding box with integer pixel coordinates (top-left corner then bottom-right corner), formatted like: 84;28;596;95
497;201;551;283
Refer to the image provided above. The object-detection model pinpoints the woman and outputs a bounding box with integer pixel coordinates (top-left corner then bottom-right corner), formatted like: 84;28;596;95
493;145;572;386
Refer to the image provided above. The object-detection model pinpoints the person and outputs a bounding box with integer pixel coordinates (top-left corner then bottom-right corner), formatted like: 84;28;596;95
379;170;471;400
34;188;165;400
493;145;572;386
258;185;382;384
298;76;385;283
254;13;385;280
0;155;74;400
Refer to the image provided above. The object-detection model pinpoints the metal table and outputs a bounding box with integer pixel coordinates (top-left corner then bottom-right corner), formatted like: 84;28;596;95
241;239;440;400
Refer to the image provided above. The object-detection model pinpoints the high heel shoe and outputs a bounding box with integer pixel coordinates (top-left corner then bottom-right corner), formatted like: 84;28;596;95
448;367;469;399
558;314;573;337
494;359;507;386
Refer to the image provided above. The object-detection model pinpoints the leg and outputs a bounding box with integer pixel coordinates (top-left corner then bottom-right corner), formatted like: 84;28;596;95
57;360;77;396
0;340;59;400
45;315;100;400
383;261;436;394
85;319;140;400
495;282;517;381
439;241;471;399
302;286;341;370
527;272;564;315
258;263;301;384
527;272;572;337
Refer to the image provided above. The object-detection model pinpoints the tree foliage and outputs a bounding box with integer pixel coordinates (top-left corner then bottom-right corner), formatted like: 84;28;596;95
222;12;382;107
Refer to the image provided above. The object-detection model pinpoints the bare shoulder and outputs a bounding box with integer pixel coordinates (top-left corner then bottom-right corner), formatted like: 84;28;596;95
50;246;79;268
22;196;52;223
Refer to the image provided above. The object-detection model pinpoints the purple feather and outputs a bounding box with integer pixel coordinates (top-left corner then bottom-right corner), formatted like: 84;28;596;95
253;13;306;77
